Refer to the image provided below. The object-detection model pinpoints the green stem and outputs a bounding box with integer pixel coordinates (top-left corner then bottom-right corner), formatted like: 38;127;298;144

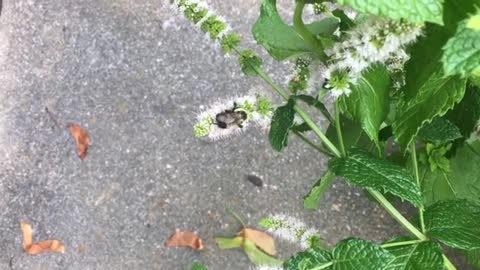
293;131;334;157
226;207;246;228
410;143;426;233
311;262;334;270
334;101;347;157
293;0;327;60
368;189;427;240
247;61;342;158
444;254;458;270
381;239;424;248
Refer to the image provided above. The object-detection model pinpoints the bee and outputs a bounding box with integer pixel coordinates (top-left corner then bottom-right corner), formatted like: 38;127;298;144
215;102;248;129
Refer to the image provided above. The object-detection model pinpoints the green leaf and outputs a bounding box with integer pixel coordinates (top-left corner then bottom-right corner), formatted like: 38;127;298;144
336;0;444;25
424;199;480;250
392;68;467;151
443;16;480;77
340;64;391;148
466;249;480;269
215;236;243;249
304;170;335;209
252;0;338;60
384;241;444;270
238;49;263;76
421;140;480;206
418;117;462;142
332;9;356;32
403;24;450;100
326;115;373;150
333;238;395;270
269;99;296;151
329;148;423;206
191;262;208;270
283;246;333;270
446;85;480;140
443;0;479;33
243;238;283;266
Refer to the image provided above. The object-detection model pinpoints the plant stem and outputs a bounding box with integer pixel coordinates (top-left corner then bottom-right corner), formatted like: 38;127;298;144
410;143;426;233
249;63;342;158
311;262;334;270
334;101;347;157
293;130;334;157
381;239;424;248
368;189;427;240
293;0;327;60
444;254;458;270
226;207;246;228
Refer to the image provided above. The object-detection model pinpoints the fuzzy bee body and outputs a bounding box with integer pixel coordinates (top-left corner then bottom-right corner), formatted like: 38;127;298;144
215;103;248;129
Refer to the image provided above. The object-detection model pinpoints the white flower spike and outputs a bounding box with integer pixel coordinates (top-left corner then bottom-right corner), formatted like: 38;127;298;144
194;95;273;141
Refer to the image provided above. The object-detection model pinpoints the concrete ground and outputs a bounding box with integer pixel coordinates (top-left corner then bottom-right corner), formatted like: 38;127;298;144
0;0;471;269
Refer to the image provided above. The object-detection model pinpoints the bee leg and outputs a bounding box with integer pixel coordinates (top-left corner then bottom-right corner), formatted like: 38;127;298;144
216;122;228;129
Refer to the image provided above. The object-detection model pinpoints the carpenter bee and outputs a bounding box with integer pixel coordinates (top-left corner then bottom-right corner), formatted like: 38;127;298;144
215;102;248;129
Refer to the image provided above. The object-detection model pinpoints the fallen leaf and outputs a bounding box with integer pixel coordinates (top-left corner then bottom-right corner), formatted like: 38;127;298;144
243;238;282;266
238;228;276;256
20;221;65;255
164;230;204;250
68;123;90;159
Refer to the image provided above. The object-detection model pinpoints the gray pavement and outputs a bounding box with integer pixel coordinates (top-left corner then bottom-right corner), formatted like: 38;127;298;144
0;0;471;269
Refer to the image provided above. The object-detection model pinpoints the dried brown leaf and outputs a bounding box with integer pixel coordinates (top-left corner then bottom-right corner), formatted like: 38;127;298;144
68;123;90;159
239;228;276;256
20;221;65;255
164;230;204;250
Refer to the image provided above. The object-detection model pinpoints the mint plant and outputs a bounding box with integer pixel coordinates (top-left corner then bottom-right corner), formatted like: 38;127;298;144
171;0;480;269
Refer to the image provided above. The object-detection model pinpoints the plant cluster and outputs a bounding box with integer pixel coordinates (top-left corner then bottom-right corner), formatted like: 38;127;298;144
172;0;480;269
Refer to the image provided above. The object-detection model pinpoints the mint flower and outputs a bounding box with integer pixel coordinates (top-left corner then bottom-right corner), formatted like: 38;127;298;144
193;95;273;141
259;214;322;249
170;0;240;54
323;65;355;98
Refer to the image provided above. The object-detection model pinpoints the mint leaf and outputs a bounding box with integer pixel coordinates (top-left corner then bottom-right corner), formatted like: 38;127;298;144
340;64;390;148
443;17;480;77
329;148;423;206
384;241;444;270
304;170;335;209
392;68;467;151
466;249;480;269
269;99;295;151
336;0;444;25
403;24;450;100
443;0;479;33
326;115;373;150
333;238;395;270
424;199;480;250
418;117;462;142
421;140;480;206
191;263;208;270
446;85;480;140
252;0;338;60
283;246;333;270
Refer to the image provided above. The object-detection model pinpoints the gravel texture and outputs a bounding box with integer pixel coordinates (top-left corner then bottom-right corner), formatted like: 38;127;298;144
0;0;471;269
